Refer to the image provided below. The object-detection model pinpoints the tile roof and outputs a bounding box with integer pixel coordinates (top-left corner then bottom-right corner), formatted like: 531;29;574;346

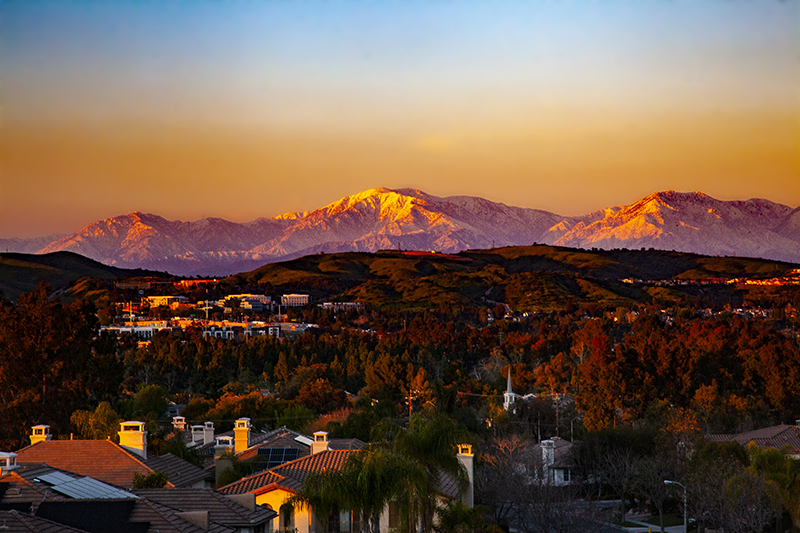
34;498;234;533
706;424;800;454
144;454;210;488
132;488;276;527
0;470;64;510
218;449;357;495
15;441;168;489
532;437;575;469
129;498;234;533
0;509;92;533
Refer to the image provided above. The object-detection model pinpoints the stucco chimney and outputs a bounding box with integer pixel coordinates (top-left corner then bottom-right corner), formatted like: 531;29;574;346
118;421;148;460
214;436;234;486
234;418;251;454
0;452;18;476
311;431;329;454
172;416;186;431
30;425;51;445
542;439;556;468
456;444;474;508
203;422;215;445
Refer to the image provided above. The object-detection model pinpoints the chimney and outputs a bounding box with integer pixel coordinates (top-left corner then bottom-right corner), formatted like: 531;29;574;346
172;416;186;431
30;425;51;445
118;421;148;460
214;436;234;486
311;431;329;454
234;418;251;454
456;444;474;508
0;452;18;476
203;422;215;446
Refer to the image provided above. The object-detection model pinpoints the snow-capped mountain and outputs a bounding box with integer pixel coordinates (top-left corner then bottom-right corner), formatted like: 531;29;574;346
6;188;799;275
553;191;799;261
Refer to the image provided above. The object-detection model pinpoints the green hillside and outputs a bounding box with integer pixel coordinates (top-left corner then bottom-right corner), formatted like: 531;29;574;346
0;252;160;302
227;245;800;310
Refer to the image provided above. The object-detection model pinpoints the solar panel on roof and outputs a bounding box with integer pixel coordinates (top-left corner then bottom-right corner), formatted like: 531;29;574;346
294;435;313;446
254;448;299;471
40;475;137;500
36;472;75;485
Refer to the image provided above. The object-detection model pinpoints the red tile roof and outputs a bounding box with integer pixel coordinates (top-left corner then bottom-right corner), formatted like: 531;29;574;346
706;424;800;454
218;449;357;495
14;440;172;489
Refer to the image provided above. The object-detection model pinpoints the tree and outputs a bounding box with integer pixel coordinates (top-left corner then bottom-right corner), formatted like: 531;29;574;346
133;385;169;419
70;401;120;440
476;435;535;529
291;414;470;533
723;470;781;533
289;449;423;533
632;453;680;533
686;440;749;532
0;283;115;449
747;443;800;529
511;478;606;533
391;414;471;533
132;471;169;488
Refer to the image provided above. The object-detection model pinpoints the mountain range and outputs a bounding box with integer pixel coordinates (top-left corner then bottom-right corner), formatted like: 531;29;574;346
2;188;798;276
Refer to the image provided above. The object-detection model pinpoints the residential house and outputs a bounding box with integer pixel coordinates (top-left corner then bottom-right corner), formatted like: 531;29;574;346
532;436;574;485
0;463;276;532
706;422;800;458
217;432;474;533
15;423;211;489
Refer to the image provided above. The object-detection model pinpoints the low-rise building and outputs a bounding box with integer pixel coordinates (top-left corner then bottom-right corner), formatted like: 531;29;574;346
281;294;310;307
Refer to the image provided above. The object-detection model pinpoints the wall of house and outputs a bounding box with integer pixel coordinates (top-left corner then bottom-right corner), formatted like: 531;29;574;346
256;489;309;533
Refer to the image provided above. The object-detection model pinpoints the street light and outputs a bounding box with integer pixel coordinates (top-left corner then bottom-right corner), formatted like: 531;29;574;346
664;479;687;533
570;416;582;442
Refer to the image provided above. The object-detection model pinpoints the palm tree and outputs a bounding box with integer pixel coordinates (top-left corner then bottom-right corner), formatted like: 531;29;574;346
289;414;471;533
288;449;423;533
391;414;472;533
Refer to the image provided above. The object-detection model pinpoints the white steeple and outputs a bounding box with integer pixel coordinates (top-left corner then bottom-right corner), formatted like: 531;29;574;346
503;366;516;412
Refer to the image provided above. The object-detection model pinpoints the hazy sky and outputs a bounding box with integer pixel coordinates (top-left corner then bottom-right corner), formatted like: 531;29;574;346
2;0;798;238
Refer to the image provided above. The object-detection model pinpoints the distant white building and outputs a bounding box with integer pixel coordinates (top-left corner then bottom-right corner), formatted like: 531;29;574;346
503;367;517;412
146;296;189;308
319;302;364;311
503;366;536;413
282;294;310;307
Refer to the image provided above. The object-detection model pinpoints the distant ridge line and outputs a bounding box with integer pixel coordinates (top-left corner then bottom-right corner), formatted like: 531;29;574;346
1;188;798;276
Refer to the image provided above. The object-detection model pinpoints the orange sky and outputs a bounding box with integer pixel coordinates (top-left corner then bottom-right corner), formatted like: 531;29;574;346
1;1;798;238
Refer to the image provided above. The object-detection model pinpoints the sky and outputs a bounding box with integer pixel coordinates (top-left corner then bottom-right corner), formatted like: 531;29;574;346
1;0;798;238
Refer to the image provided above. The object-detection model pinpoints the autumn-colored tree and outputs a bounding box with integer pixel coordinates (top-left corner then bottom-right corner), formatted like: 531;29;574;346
295;378;346;414
0;283;117;449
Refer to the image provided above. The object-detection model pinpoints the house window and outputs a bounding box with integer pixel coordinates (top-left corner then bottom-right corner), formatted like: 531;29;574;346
328;510;360;533
280;503;293;530
562;468;571;483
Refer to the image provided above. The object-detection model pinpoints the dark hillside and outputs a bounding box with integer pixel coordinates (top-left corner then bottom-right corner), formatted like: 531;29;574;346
0;252;160;301
228;246;800;310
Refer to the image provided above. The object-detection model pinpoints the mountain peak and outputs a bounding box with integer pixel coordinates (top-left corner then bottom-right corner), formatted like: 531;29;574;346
10;188;799;276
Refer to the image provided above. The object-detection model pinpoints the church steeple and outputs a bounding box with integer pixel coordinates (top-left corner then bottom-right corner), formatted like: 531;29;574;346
503;366;516;412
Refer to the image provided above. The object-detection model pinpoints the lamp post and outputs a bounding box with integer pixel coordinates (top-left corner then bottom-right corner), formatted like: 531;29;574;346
570;416;582;442
664;480;687;533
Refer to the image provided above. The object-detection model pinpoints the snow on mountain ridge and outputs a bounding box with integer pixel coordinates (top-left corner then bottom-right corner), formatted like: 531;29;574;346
17;188;800;276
